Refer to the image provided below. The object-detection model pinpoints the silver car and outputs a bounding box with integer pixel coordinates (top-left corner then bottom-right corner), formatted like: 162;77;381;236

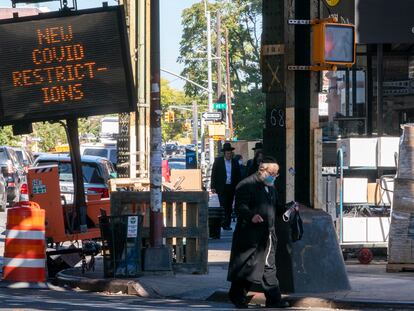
33;154;116;203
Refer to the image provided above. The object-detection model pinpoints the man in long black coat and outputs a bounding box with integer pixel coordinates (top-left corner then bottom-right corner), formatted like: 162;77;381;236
211;142;241;230
227;157;294;308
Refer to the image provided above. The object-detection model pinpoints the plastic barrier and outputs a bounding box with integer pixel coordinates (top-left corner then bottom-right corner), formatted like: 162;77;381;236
3;201;46;282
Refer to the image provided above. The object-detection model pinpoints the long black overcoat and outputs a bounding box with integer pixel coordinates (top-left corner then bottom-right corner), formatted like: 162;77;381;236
227;174;285;283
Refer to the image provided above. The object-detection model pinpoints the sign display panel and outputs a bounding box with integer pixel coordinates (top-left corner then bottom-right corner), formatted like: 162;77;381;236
0;7;135;125
324;25;354;63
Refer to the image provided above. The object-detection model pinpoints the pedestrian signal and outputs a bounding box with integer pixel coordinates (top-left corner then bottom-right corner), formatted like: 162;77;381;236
312;21;355;67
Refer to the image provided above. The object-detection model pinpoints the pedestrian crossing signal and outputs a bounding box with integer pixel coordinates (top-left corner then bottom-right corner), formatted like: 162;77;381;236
312;20;355;68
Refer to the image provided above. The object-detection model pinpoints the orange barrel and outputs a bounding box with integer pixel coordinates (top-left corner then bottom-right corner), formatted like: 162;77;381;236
3;201;46;282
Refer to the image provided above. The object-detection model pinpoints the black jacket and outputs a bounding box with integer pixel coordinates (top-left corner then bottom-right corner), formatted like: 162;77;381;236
227;174;286;283
210;157;241;194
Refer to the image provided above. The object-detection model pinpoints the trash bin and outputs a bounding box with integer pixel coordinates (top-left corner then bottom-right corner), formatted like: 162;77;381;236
99;213;143;278
208;207;224;239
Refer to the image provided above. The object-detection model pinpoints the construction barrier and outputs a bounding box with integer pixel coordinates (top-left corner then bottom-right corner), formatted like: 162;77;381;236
3;201;46;282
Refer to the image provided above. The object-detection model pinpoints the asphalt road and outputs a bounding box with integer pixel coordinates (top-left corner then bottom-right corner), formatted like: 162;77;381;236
0;287;325;311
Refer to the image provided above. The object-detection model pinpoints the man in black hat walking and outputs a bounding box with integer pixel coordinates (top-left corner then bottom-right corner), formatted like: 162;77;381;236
246;142;263;176
211;142;241;230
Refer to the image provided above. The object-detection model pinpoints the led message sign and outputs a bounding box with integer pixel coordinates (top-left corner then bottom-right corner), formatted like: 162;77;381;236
0;7;135;125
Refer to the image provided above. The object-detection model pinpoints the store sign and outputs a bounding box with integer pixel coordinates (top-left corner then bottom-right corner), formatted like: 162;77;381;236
0;7;135;125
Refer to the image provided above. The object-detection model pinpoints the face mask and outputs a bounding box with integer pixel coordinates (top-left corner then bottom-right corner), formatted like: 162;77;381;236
264;175;276;186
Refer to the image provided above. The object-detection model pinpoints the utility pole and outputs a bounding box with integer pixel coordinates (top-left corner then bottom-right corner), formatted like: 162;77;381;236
225;28;233;139
216;11;222;98
192;101;198;146
138;0;147;178
149;0;162;248
205;1;215;167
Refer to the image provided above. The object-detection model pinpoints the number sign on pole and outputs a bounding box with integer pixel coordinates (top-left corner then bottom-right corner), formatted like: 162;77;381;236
0;6;135;125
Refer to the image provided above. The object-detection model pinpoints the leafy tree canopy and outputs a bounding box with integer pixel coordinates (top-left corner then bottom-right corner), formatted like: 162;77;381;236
179;0;264;140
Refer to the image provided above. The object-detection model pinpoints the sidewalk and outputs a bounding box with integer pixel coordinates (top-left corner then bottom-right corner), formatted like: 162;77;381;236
55;224;414;309
2;210;414;309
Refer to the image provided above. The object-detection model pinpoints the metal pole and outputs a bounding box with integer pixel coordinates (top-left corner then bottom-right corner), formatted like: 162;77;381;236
138;0;146;178
192;101;199;167
192;101;198;146
206;8;215;166
66;118;87;233
150;0;163;247
216;11;222;98
377;44;384;136
225;28;233;139
129;0;137;179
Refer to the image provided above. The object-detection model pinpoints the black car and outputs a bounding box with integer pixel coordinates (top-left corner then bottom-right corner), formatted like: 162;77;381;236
0;146;25;205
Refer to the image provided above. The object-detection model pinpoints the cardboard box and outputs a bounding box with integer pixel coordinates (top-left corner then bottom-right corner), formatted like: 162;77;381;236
229;140;260;165
337;138;377;167
342;178;368;203
367;182;379;204
343;217;390;243
170;169;202;191
377;137;400;167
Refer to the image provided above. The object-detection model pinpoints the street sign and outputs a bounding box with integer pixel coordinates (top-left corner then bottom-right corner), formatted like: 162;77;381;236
213;103;227;110
202;111;222;121
0;6;135;125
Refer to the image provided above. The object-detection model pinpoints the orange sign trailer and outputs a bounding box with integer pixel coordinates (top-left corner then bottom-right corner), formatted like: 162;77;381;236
27;165;110;243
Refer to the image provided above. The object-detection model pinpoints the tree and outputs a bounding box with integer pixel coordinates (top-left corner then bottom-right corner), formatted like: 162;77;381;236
0;126;21;146
161;78;193;142
179;0;264;140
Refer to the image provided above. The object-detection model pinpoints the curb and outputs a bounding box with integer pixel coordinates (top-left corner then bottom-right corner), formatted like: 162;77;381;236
56;268;159;298
56;269;414;309
207;290;414;310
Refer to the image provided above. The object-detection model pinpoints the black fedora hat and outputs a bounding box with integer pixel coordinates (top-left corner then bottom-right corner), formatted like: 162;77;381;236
252;142;263;150
222;142;235;152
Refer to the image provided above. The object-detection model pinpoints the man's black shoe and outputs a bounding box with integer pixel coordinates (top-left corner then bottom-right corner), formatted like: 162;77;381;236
229;297;248;309
265;300;290;308
222;226;232;231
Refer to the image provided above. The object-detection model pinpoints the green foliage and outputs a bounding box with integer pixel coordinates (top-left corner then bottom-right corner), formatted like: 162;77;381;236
33;122;67;152
179;0;264;140
0;126;21;146
161;79;193;142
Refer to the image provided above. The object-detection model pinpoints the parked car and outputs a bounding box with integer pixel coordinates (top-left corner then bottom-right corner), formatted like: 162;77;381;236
13;147;34;173
80;143;117;167
0;146;25;205
168;156;186;170
0;173;8;211
33;154;117;203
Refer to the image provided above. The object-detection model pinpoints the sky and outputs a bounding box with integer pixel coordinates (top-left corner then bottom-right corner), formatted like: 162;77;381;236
0;0;199;90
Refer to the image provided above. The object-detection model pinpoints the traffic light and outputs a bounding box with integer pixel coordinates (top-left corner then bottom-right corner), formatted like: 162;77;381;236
169;111;175;123
312;20;355;67
164;111;170;123
164;111;175;123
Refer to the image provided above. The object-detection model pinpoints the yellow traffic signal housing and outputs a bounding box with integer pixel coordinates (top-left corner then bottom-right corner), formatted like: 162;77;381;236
312;21;355;68
164;111;171;123
164;111;175;123
169;111;175;123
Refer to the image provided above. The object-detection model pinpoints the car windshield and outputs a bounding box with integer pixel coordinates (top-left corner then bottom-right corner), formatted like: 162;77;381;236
15;150;24;163
168;162;186;170
109;150;117;164
0;149;9;164
168;157;186;163
37;160;104;184
84;148;107;158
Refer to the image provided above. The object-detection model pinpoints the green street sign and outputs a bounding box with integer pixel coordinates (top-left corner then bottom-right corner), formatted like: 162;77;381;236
213;103;227;109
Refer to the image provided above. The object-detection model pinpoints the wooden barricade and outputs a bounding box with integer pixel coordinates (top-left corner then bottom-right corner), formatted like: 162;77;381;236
110;191;209;274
